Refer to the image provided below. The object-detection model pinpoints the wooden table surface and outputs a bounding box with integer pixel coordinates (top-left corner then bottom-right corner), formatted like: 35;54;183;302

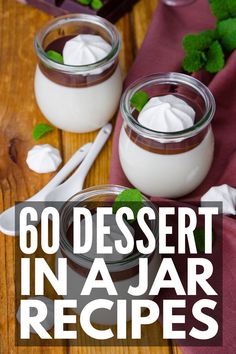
0;0;183;353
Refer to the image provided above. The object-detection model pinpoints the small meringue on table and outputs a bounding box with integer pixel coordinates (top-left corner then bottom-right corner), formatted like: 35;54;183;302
201;184;236;215
26;144;62;174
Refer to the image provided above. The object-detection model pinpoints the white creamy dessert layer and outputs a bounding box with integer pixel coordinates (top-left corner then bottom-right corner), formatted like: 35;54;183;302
35;65;122;133
119;126;214;198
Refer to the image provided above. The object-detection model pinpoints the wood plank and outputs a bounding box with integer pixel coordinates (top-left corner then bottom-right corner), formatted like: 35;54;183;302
0;1;65;353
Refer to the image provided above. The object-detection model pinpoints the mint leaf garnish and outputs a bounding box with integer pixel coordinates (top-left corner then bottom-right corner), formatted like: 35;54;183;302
209;0;231;21
222;29;236;51
46;50;63;64
183;30;216;52
113;189;143;223
181;1;236;74
130;91;149;112
77;0;104;9
209;0;236;20
217;18;236;38
182;51;206;73
78;0;91;5
205;40;225;73
91;0;103;10
228;0;236;18
33;123;53;141
194;228;215;253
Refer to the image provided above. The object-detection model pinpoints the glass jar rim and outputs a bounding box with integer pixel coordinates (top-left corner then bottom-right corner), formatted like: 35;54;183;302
34;14;121;74
60;184;159;270
120;72;216;141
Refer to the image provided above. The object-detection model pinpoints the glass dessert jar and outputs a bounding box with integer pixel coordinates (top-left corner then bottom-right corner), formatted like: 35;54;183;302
57;185;160;325
119;73;216;198
162;0;196;6
34;14;122;133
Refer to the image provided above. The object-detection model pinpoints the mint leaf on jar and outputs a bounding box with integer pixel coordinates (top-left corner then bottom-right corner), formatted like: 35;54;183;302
113;188;143;223
46;50;63;64
130;91;149;112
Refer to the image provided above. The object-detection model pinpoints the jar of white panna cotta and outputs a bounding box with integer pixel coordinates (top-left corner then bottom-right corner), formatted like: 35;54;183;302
119;73;216;198
57;185;160;325
34;14;122;133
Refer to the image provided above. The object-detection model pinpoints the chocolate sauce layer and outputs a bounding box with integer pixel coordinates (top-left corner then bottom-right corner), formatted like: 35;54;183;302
124;125;208;155
39;36;118;88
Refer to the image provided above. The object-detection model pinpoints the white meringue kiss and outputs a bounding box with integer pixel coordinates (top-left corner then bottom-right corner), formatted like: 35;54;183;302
201;184;236;215
63;34;112;74
138;95;195;140
26;144;62;174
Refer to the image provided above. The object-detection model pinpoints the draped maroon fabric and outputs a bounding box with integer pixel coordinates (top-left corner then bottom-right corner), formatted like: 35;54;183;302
110;0;236;352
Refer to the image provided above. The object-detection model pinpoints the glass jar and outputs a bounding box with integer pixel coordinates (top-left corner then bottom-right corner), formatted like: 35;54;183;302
57;185;160;325
34;14;122;133
119;73;216;198
162;0;196;6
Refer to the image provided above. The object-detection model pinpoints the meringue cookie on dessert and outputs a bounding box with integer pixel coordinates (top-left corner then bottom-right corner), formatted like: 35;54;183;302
16;296;54;332
138;95;195;133
78;213;134;262
201;184;236;215
63;34;112;68
26;144;62;173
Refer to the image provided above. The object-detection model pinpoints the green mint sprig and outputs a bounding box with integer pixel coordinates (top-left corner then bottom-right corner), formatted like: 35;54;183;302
46;50;63;64
91;0;103;10
112;189;143;223
130;91;149;112
209;0;236;21
205;40;225;73
217;18;236;51
33;123;54;141
194;227;215;253
183;30;216;52
182;0;236;74
78;0;90;4
182;51;207;73
77;0;104;10
217;18;236;38
221;29;236;51
182;33;225;73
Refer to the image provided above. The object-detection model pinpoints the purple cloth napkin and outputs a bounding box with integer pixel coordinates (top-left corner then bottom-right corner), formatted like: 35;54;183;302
110;0;236;352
